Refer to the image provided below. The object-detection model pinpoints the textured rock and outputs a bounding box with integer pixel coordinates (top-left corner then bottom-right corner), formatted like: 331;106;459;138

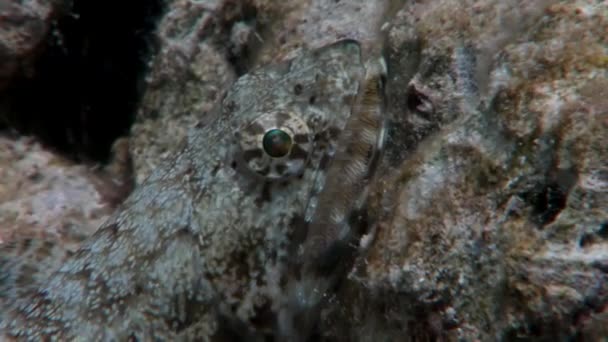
0;135;132;244
0;0;68;91
0;134;132;301
254;0;390;63
324;1;608;340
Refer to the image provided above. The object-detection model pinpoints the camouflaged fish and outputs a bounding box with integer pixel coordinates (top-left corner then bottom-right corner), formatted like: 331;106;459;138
0;39;386;341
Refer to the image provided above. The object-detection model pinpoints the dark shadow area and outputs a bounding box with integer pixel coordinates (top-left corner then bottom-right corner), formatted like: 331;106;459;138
2;0;164;162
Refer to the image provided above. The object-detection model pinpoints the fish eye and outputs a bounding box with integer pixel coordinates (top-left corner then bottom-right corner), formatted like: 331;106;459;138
262;129;293;158
236;112;312;180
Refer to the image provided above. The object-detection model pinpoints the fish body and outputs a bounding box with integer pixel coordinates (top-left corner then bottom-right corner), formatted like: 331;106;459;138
0;40;381;340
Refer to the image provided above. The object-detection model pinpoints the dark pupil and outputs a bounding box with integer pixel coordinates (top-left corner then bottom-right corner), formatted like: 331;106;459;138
262;129;292;158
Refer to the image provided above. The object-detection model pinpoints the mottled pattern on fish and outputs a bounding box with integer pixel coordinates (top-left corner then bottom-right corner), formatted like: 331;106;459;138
0;236;77;302
0;40;374;340
278;56;388;341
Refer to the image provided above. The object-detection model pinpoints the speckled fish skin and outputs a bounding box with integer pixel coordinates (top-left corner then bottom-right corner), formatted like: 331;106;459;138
0;40;365;340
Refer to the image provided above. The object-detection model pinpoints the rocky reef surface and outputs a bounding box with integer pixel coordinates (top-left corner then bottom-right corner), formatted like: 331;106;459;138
0;0;606;340
329;1;608;340
0;0;68;91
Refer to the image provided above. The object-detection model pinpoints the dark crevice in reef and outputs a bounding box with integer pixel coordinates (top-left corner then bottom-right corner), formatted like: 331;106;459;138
521;167;577;227
527;182;568;226
2;0;165;163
